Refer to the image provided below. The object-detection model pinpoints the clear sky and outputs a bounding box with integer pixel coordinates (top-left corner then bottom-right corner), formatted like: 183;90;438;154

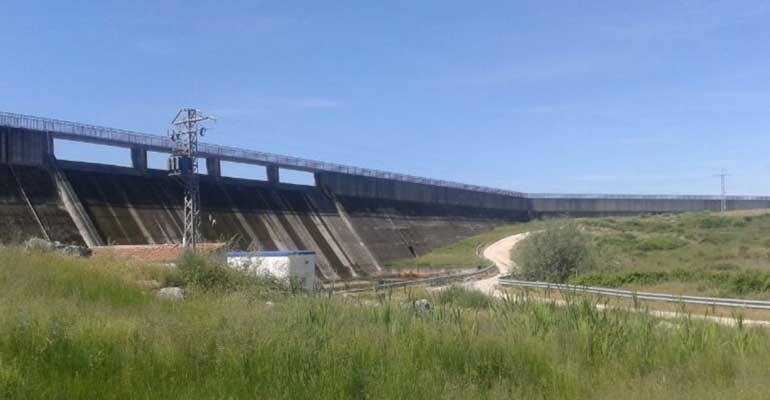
2;1;769;194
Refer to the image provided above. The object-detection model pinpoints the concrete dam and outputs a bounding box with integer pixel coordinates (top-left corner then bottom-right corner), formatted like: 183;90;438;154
3;111;770;281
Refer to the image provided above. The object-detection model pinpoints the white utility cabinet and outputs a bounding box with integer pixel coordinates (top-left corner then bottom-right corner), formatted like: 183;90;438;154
226;250;316;290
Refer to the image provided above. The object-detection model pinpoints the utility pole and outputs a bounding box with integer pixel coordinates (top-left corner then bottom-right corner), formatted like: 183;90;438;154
168;109;215;251
715;168;729;213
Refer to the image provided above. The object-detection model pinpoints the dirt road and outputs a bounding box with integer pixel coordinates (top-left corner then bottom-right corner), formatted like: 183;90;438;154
467;232;529;294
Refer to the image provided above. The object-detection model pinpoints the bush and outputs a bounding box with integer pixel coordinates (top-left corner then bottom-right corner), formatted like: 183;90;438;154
435;285;493;309
516;224;594;283
176;251;300;297
634;235;688;252
699;232;733;245
570;270;692;288
714;270;770;296
597;233;638;249
23;237;55;253
681;213;746;229
699;216;734;229
176;251;243;291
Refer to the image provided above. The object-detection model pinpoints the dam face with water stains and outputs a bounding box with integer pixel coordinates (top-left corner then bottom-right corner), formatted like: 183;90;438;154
2;111;770;281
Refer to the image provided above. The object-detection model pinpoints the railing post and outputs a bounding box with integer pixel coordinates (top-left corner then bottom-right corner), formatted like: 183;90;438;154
206;157;221;177
130;146;147;173
0;127;6;164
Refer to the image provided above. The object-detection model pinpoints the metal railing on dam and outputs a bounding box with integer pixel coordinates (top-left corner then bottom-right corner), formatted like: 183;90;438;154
3;110;770;203
0;111;525;198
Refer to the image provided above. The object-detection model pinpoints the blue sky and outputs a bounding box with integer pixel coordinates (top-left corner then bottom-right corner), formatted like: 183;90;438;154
2;1;770;194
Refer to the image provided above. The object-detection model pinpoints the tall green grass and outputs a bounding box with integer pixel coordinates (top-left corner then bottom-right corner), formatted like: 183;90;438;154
2;248;770;398
435;285;494;309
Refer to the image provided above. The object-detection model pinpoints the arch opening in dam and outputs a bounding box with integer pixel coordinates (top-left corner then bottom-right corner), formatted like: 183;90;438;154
53;138;133;168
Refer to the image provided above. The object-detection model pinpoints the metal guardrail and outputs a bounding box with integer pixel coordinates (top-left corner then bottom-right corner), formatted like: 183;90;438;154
373;243;495;291
375;264;497;291
0;111;524;198
499;278;770;310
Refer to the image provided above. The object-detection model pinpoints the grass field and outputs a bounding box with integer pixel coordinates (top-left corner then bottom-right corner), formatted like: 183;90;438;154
4;247;770;398
384;223;546;269
388;210;770;299
567;210;770;299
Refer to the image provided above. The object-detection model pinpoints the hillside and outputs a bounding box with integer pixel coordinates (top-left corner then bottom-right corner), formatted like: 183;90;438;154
391;210;770;299
3;246;770;398
566;210;770;299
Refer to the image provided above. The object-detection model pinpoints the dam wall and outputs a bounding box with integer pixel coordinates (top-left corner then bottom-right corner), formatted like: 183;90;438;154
315;172;529;211
315;172;530;264
54;162;530;280
59;162;373;280
529;196;770;218
0;163;83;245
4;114;770;281
333;195;528;264
4;159;770;281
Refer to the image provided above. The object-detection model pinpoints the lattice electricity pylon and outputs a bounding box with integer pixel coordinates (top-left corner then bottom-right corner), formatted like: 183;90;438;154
168;109;215;250
714;168;730;213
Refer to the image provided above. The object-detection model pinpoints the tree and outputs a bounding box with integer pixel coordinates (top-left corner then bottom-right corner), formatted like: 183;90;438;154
516;223;593;283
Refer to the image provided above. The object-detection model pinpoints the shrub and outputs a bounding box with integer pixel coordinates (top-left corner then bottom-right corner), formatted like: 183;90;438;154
23;237;54;253
684;213;746;229
646;221;675;233
571;269;697;287
711;262;740;272
699;216;734;229
435;285;493;309
714;270;770;296
516;224;594;283
634;235;688;252
570;271;671;287
596;231;688;253
176;251;241;291
582;218;622;231
699;232;733;245
176;251;298;297
596;233;638;249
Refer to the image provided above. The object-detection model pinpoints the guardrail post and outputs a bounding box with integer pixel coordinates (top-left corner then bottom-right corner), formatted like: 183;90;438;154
267;165;279;184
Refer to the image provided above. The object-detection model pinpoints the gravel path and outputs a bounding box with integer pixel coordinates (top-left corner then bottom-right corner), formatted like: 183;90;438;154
466;232;529;295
